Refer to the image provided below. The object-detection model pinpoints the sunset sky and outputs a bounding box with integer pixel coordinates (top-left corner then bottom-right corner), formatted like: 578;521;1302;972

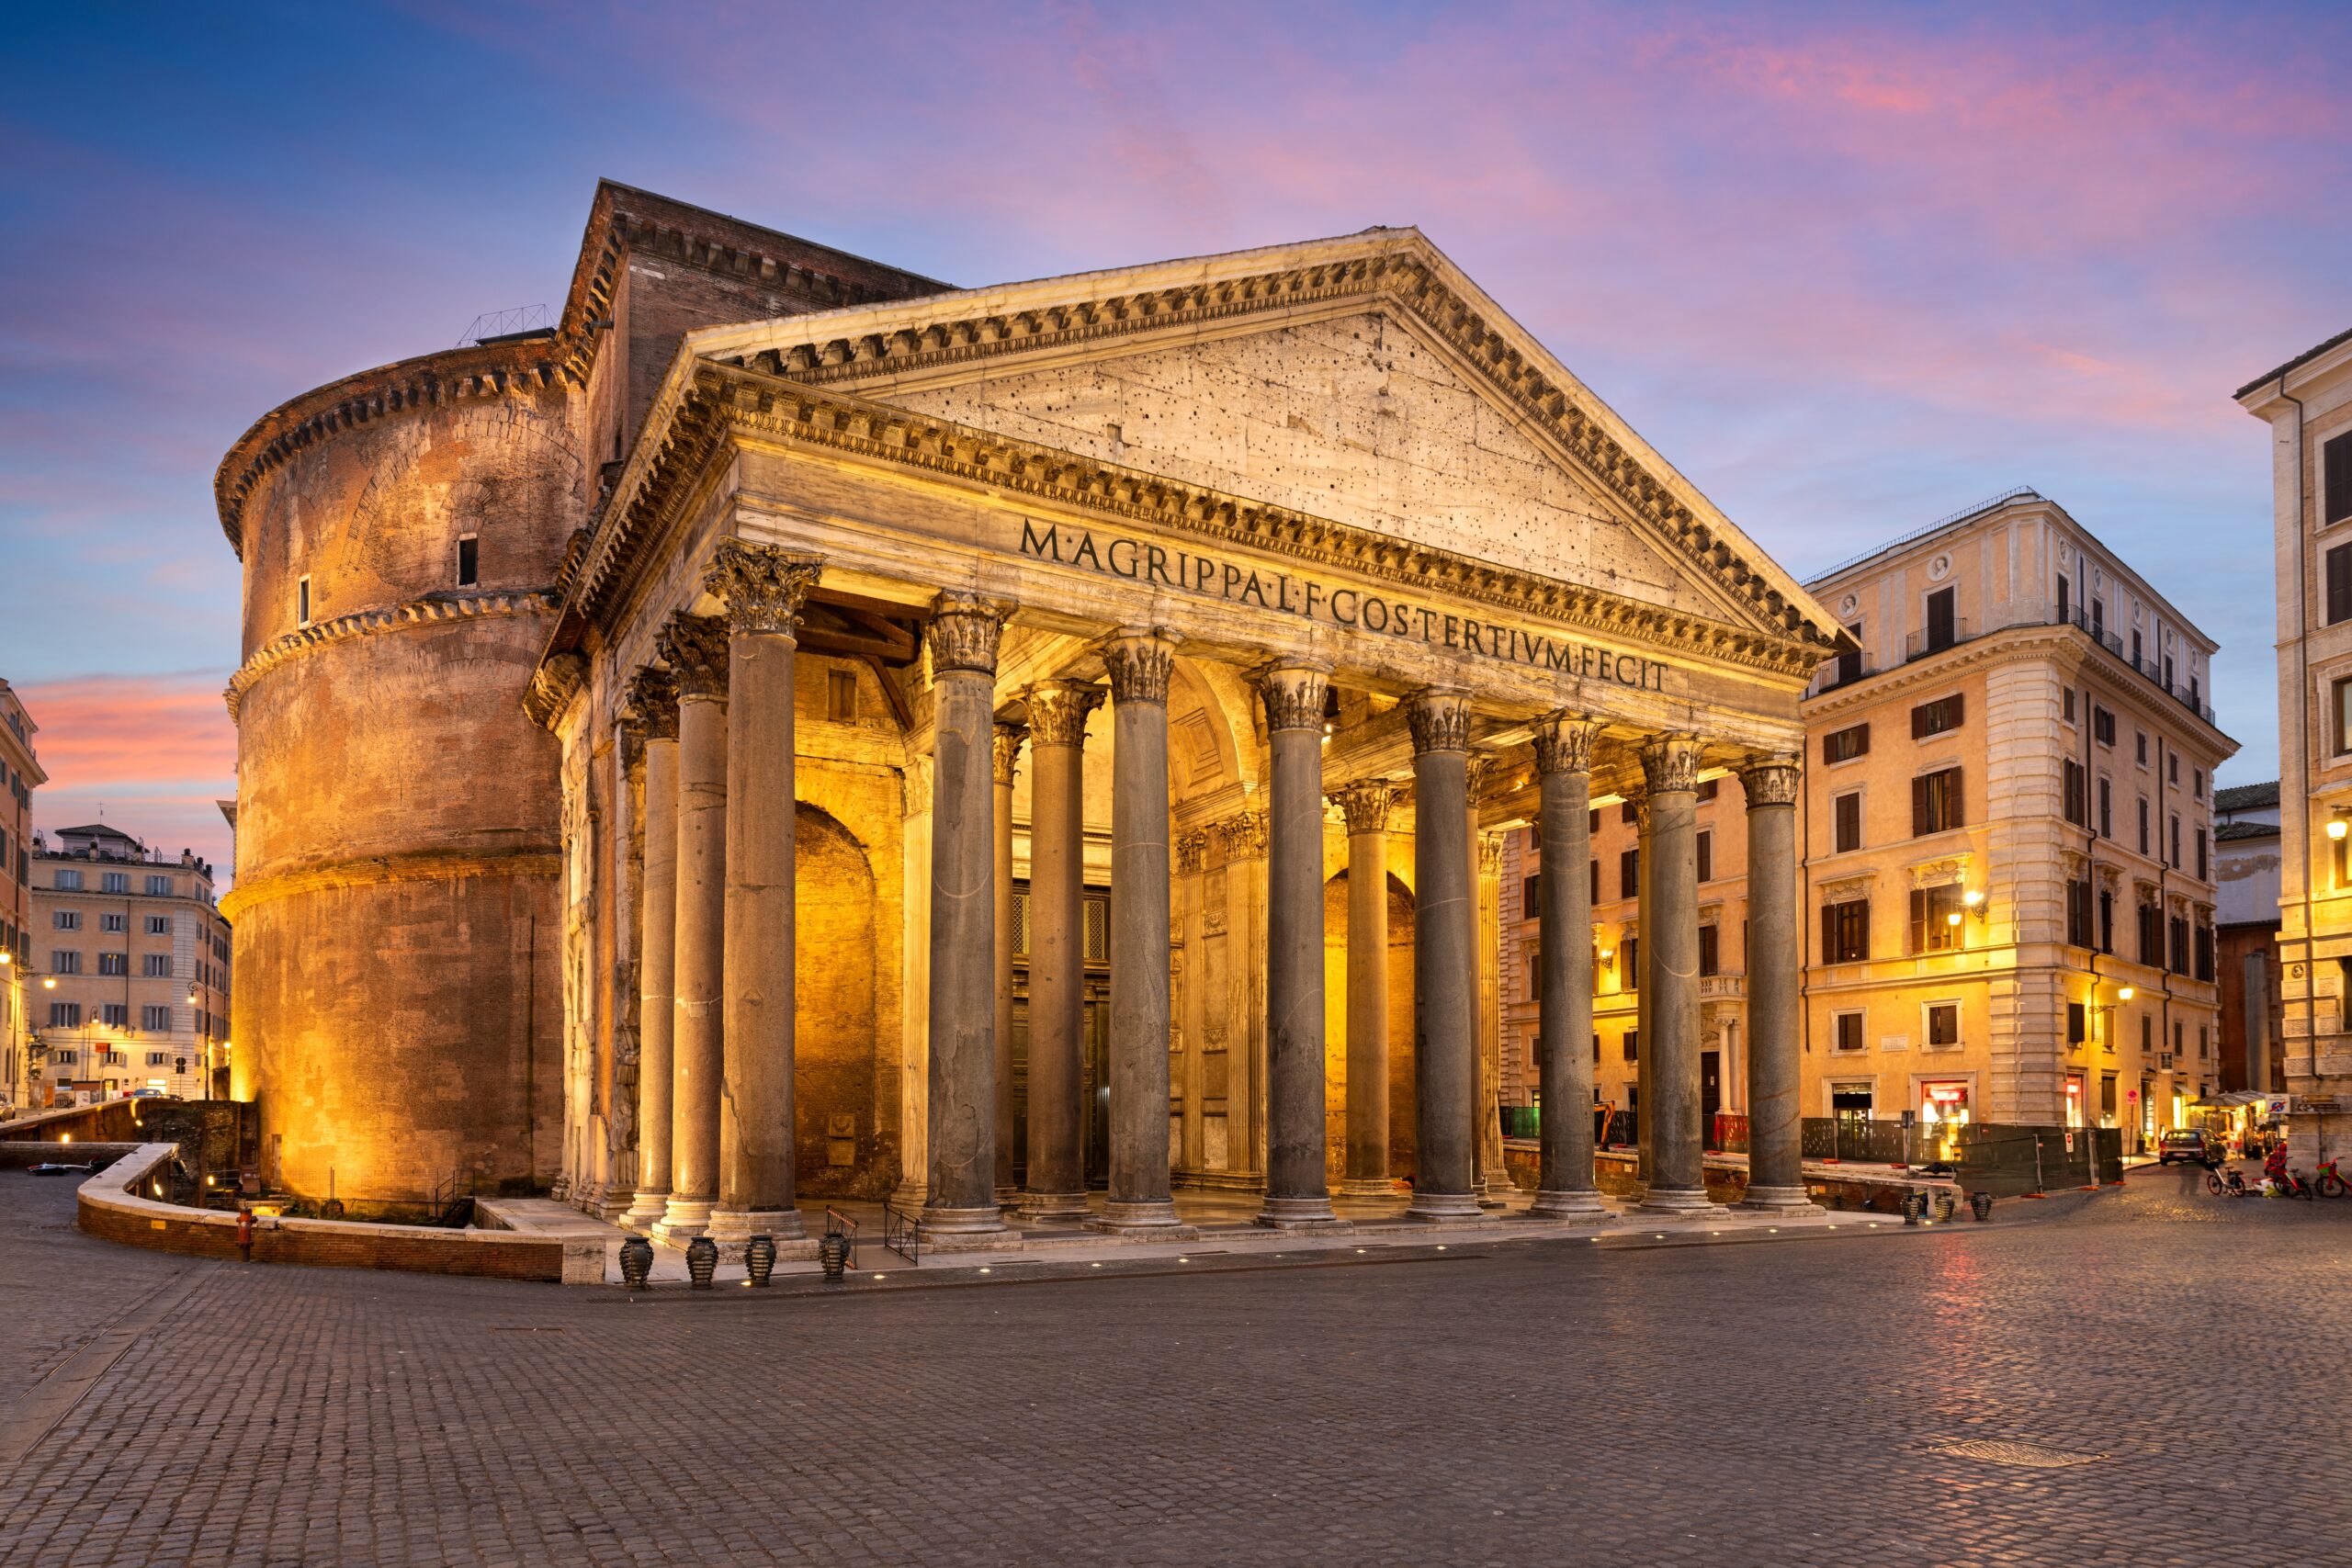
5;2;2348;880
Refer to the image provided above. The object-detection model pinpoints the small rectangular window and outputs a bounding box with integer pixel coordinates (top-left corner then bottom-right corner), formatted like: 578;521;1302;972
1821;899;1869;963
52;951;81;975
142;1005;172;1032
827;668;857;722
2138;797;2151;854
50;1002;80;1029
1911;694;1964;738
147;874;171;897
1912;767;1964;836
2093;707;2116;746
1589;858;1600;904
1521;874;1542;921
1834;791;1861;853
1697;924;1719;976
2063;761;2086;826
457;535;480;587
102;1002;128;1027
1834;1012;1865;1053
2135;732;2148;765
1823;723;1870;765
1695;830;1713;884
2068;1002;2087;1044
1695;779;1719;803
142;953;171;977
2099;777;2113;838
1623;937;1638;988
1926;1003;1959;1048
2336;676;2352;756
102;872;128;894
98;952;128;976
99;912;125;933
1622;1030;1638;1062
1619;848;1639;900
52;910;79;931
2063;687;2077;723
1620;802;1638;826
146;916;169;935
54;869;79;891
2327;429;2352;526
298;575;311;627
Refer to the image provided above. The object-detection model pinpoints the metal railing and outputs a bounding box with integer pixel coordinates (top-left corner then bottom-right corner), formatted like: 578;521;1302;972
881;1199;921;1265
1905;619;1975;662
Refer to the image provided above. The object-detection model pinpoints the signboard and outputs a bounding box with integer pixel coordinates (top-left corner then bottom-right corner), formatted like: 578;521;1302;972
2265;1095;2292;1120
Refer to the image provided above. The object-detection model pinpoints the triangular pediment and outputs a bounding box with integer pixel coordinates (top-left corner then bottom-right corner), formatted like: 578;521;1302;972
681;229;1839;649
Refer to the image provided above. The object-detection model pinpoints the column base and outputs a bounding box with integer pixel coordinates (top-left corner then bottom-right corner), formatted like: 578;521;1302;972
650;1196;714;1242
1254;1195;1351;1232
708;1205;808;1245
1012;1189;1093;1222
1086;1200;1195;1236
992;1183;1021;1206
1736;1185;1822;1213
1525;1189;1610;1220
1403;1190;1489;1223
1635;1186;1721;1215
592;1186;637;1224
919;1202;1012;1235
1336;1176;1402;1198
620;1190;671;1231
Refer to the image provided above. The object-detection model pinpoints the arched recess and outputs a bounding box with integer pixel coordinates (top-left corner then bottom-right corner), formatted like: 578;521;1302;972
1321;868;1418;1181
797;801;882;1197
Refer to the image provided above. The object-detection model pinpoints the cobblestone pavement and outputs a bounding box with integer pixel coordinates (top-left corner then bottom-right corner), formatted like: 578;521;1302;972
2;1162;2346;1567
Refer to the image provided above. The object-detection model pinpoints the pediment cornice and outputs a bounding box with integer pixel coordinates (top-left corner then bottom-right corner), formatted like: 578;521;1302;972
684;233;1841;650
560;362;1827;683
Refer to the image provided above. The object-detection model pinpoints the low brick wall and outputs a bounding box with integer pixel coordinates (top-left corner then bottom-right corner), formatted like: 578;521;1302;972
77;1145;605;1285
0;1099;160;1144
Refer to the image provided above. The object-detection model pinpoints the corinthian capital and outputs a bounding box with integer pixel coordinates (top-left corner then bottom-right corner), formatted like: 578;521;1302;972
657;613;729;701
926;592;1007;676
705;540;822;637
1024;681;1102;748
1736;752;1802;808
1639;732;1703;795
1532;711;1600;776
623;666;680;740
1405;689;1472;756
1101;628;1180;705
523;652;586;732
1257;663;1330;734
1329;781;1396;835
991;722;1026;786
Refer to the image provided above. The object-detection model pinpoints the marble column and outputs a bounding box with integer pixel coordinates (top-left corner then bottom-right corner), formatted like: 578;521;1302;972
922;594;1012;1238
1333;782;1397;1197
620;668;679;1231
1738;753;1815;1212
1633;783;1653;1180
708;542;821;1245
655;613;729;1239
1475;813;1513;1196
1530;713;1607;1218
1405;689;1484;1222
1092;629;1190;1234
991;722;1025;1203
1639;733;1713;1213
1017;682;1099;1221
1258;664;1344;1230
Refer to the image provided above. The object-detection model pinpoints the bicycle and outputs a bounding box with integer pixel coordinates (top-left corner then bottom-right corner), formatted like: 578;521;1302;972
2204;1164;2248;1198
2315;1158;2347;1200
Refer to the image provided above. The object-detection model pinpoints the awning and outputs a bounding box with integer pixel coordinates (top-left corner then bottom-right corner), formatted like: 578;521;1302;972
2188;1091;2265;1109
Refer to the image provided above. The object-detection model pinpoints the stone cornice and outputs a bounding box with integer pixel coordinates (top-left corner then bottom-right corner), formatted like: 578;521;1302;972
222;589;559;721
691;236;1838;649
219;844;561;921
565;364;1826;687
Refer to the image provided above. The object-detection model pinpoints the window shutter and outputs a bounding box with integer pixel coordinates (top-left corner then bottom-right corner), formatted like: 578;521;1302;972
2330;543;2352;625
2327;431;2352;526
1821;903;1837;958
1856;723;1870;757
1912;775;1931;837
1949;694;1963;727
1912;703;1928;739
1909;888;1928;953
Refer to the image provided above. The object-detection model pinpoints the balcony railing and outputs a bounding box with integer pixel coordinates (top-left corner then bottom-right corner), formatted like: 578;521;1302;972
2053;607;2216;724
1699;971;1747;1001
1905;619;1975;662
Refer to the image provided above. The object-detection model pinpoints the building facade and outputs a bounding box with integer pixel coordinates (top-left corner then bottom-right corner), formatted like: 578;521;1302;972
1795;492;2233;1148
220;184;1847;1227
2239;327;2352;1161
0;680;42;1112
2212;782;2284;1098
29;825;232;1105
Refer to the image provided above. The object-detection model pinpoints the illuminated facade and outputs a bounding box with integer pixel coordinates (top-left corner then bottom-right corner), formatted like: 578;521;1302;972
0;679;40;1112
219;184;1848;1227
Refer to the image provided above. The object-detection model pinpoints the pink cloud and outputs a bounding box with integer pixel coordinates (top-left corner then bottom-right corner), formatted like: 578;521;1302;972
17;673;236;877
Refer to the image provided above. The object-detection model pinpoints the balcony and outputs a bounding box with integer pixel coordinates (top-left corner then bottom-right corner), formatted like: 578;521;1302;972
1699;971;1746;1002
1905;618;1975;662
2053;607;2216;725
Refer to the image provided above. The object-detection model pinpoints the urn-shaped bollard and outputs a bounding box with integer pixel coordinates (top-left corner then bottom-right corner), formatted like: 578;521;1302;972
819;1231;850;1281
1933;1191;1957;1223
1902;1191;1927;1225
618;1235;654;1290
685;1235;718;1289
744;1234;777;1287
1969;1190;1994;1222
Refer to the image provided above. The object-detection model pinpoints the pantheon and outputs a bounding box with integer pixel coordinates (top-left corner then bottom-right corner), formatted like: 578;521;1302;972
214;183;1842;1241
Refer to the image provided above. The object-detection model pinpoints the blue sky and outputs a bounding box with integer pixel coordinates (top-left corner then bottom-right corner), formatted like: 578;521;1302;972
5;1;2348;868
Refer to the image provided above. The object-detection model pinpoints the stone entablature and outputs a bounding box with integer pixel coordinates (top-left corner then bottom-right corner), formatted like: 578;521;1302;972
222;589;558;721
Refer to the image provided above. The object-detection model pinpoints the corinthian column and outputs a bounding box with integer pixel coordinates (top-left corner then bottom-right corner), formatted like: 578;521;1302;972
1405;689;1484;1222
1091;628;1191;1235
621;668;679;1231
1737;753;1816;1213
1638;733;1713;1214
1332;781;1397;1197
655;613;728;1240
707;541;822;1245
922;594;1012;1239
1017;682;1100;1221
1528;713;1606;1218
992;721;1025;1202
1258;663;1345;1230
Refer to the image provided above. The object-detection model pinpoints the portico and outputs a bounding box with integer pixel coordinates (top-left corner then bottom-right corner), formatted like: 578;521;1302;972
535;229;1842;1245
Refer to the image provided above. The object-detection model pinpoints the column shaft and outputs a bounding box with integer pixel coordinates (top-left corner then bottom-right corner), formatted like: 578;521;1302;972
1639;735;1713;1213
1019;685;1096;1219
1531;716;1605;1217
623;673;679;1231
1093;631;1188;1233
1335;784;1396;1196
922;596;1009;1235
991;725;1023;1201
659;615;729;1237
1405;691;1485;1222
1739;756;1815;1211
1634;789;1654;1180
1259;666;1341;1229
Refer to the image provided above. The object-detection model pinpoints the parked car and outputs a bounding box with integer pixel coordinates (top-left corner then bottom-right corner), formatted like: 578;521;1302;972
2155;1128;2212;1166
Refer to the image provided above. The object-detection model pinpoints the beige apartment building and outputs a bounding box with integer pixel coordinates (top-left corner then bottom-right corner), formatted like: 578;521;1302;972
30;824;232;1104
2238;325;2352;1162
1501;490;2234;1155
0;680;42;1112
